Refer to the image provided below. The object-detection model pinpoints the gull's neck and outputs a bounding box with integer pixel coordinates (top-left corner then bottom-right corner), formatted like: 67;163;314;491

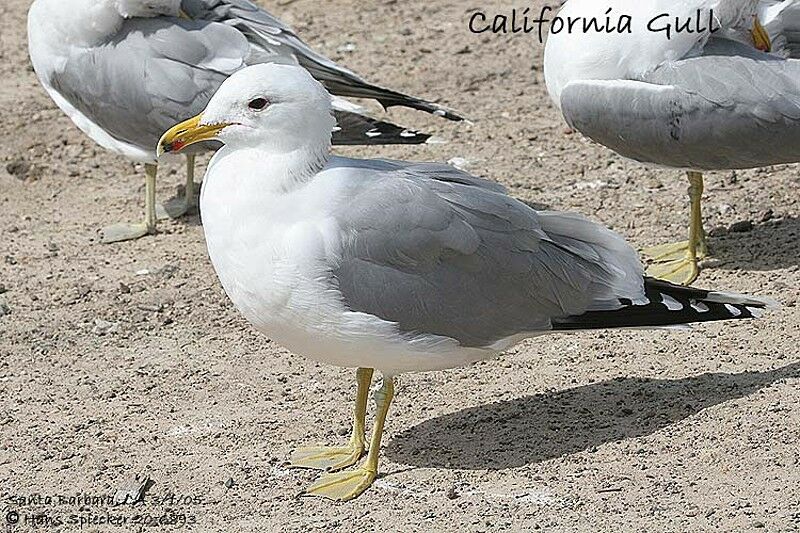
270;144;331;193
210;136;332;195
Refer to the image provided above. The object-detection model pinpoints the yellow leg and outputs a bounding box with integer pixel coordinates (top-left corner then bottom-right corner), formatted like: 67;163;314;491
145;163;158;230
101;163;158;243
162;154;198;219
305;375;395;501
290;368;374;472
643;171;707;285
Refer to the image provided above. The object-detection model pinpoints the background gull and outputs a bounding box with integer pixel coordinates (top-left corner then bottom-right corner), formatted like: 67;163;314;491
27;0;463;244
544;0;800;285
158;63;778;501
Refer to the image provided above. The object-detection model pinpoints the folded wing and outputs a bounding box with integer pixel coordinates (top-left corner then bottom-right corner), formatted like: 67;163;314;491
329;164;646;347
560;40;800;170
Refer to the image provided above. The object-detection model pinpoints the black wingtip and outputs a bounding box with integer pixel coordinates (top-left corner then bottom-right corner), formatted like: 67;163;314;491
332;110;435;146
552;278;777;332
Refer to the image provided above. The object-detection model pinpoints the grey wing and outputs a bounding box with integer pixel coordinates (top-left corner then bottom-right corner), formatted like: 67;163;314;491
181;0;464;120
49;18;247;153
560;43;800;170
330;171;645;348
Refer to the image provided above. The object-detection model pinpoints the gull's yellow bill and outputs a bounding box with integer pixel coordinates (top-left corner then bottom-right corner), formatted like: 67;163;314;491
157;115;230;156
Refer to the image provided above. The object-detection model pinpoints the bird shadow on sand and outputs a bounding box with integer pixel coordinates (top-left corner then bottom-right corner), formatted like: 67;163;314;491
159;182;203;226
385;362;800;470
708;216;800;272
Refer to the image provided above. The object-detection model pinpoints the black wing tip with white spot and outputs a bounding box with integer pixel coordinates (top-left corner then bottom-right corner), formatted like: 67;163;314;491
552;278;779;331
332;110;435;146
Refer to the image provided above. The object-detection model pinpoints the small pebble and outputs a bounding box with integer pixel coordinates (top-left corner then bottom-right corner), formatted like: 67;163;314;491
708;225;729;237
92;319;119;336
5;159;31;179
729;220;754;233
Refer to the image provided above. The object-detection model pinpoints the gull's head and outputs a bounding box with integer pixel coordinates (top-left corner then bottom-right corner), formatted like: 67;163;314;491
158;64;335;157
114;0;182;18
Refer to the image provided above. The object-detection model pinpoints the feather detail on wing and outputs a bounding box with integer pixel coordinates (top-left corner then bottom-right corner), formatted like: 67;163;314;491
328;162;647;347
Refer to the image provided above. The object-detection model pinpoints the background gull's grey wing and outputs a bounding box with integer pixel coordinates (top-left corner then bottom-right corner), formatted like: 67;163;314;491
328;163;647;348
559;44;800;170
48;18;434;154
181;0;464;121
48;18;247;154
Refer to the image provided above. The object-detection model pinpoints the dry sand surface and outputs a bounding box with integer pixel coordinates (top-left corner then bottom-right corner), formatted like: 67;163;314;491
2;1;799;531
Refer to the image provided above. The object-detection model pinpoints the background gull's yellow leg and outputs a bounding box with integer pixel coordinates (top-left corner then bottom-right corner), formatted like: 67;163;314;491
688;171;708;258
100;163;158;244
290;368;374;471
305;376;395;501
643;171;707;285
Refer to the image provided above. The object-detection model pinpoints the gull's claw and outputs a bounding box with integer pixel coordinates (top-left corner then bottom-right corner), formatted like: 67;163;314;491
289;445;365;472
100;222;152;244
643;238;707;286
304;467;376;502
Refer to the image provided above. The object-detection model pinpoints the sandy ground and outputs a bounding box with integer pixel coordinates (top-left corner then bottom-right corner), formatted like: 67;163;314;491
1;1;799;531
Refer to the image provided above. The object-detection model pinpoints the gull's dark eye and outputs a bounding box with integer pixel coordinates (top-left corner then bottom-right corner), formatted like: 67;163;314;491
248;98;269;111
